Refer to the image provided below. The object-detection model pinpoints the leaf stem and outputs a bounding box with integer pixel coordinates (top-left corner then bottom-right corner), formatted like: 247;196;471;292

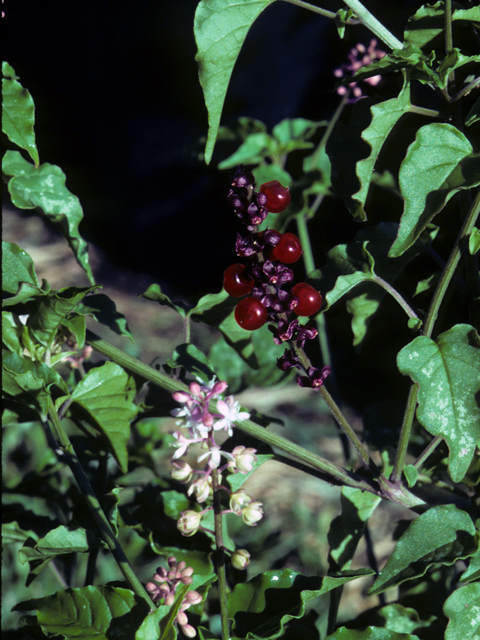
390;189;480;484
372;275;420;322
341;0;403;50
46;396;156;610
280;0;353;22
407;104;441;118
212;470;230;640
413;436;443;471
451;76;480;102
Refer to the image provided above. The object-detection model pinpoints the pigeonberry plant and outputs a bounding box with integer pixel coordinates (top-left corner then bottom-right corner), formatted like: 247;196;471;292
2;1;480;639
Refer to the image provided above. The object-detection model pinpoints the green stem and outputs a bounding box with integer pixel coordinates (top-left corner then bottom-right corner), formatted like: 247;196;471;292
423;190;480;339
407;104;441;118
86;330;427;507
445;0;456;91
390;384;418;485
291;342;380;477
280;0;348;22
46;396;156;610
373;275;420;323
341;0;403;50
413;436;443;471
451;76;480;103
296;214;333;375
391;189;480;484
212;470;229;640
307;92;350;174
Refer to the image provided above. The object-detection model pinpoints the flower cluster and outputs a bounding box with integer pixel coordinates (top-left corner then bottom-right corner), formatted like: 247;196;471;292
146;556;202;638
334;39;387;101
226;167;330;389
170;378;263;542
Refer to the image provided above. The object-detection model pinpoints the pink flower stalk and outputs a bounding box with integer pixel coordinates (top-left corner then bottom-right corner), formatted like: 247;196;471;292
146;556;202;637
334;39;386;101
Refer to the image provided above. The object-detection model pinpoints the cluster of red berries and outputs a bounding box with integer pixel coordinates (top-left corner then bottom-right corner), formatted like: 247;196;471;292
223;168;327;387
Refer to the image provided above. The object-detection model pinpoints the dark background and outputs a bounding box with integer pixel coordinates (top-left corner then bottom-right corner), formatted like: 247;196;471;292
2;0;422;299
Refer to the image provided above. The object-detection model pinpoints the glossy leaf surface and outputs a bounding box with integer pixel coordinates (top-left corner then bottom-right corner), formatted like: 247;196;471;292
2;62;39;165
228;568;374;639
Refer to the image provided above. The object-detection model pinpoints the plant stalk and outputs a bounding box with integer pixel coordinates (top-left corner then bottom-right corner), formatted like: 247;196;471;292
391;189;480;484
212;470;230;640
46;396;156;610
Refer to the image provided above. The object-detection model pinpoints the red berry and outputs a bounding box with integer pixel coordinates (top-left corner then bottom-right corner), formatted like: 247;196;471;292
291;283;322;316
224;263;254;297
235;297;268;330
271;233;303;264
259;181;291;213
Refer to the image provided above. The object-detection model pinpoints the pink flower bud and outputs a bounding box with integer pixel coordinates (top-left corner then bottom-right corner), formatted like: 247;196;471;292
189;382;202;396
181;623;197;638
212;380;228;395
184;590;202;605
231;549;251;570
241;501;263;526
172;391;192;403
230;489;252;514
177;510;203;536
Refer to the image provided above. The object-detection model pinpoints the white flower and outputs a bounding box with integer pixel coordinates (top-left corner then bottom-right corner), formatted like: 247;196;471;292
214;397;250;436
241;501;263;526
230;446;257;474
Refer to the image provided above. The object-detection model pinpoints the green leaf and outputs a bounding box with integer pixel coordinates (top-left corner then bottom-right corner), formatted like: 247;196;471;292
27;286;98;348
397;324;480;483
369;504;477;595
444;582;480;640
460;539;480;583
141;283;187;317
67;361;138;473
189;288;236;326
166;343;216;383
218;132;276;169
2;150;95;284
194;0;277;164
252;164;292;190
136;582;189;640
228;568;374;639
326;627;420;640
315;223;427;345
389;124;479;258
328;486;381;571
351;80;412;219
226;454;273;493
19;525;99;585
371;603;436;636
404;1;480;49
2;62;39;165
465;96;480;127
209;320;294;391
161;490;190;520
2;349;68;418
469;228;480;255
14;585;149;640
218;310;258;369
75;293;134;341
2;242;42;305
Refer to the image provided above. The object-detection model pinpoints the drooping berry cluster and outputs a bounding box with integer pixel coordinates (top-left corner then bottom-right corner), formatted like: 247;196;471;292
224;167;329;388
